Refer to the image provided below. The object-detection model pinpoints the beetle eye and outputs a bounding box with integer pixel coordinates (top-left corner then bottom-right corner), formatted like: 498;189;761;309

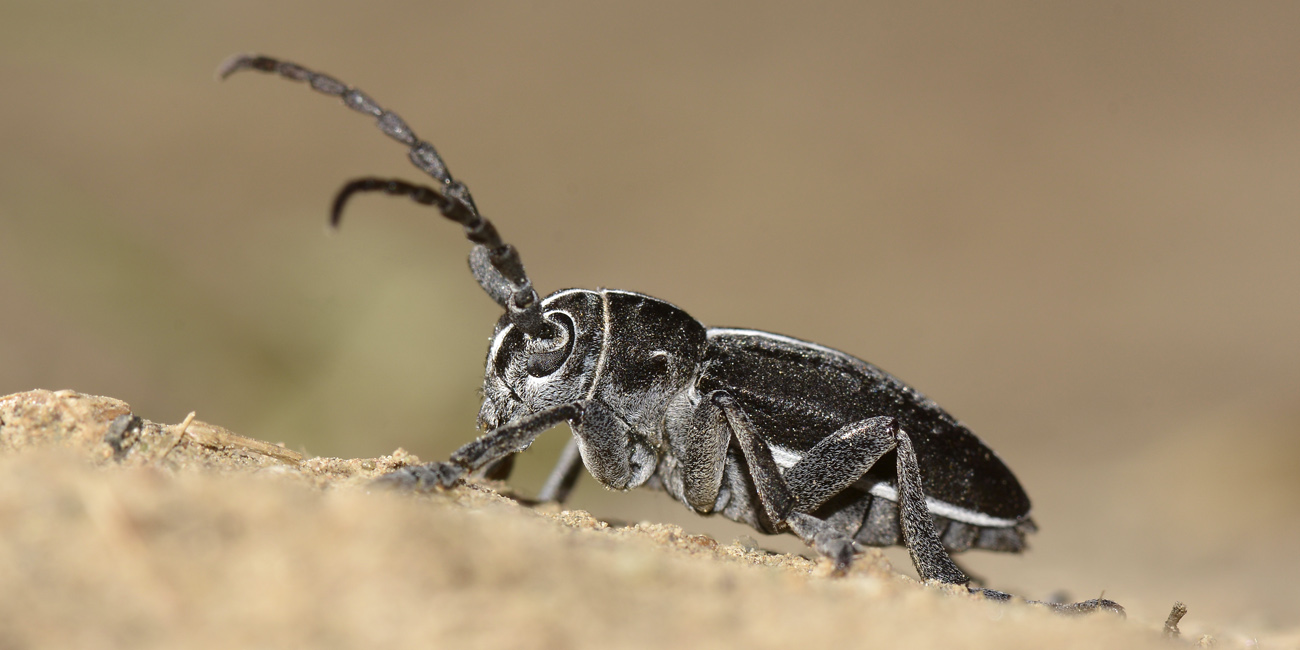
526;312;574;377
648;350;671;371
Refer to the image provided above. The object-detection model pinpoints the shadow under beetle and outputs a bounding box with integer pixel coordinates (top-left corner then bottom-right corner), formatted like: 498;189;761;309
220;54;1120;614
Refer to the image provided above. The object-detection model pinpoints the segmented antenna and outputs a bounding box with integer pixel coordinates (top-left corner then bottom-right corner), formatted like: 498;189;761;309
218;53;552;339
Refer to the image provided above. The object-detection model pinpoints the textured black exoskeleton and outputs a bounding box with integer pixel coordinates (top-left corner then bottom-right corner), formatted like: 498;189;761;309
220;54;1120;614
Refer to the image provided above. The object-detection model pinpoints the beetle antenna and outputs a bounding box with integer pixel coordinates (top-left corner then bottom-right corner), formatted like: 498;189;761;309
329;177;553;338
219;53;553;339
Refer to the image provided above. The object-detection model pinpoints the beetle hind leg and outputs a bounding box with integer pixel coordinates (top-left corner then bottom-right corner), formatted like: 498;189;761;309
680;392;1108;606
774;409;968;584
971;588;1125;615
712;394;965;582
892;429;970;584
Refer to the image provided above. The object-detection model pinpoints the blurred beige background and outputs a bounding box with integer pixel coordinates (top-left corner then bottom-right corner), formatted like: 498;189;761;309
1;0;1297;634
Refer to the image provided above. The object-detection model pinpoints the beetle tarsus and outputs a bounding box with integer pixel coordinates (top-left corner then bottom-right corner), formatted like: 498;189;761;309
373;462;466;492
786;512;862;575
1044;597;1126;616
968;588;1126;616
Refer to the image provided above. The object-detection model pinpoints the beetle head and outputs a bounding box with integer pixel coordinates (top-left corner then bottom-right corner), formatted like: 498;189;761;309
478;290;606;430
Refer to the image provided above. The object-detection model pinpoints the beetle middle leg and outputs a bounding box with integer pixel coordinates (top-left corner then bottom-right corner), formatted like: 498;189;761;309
475;437;582;504
663;391;963;579
535;437;584;503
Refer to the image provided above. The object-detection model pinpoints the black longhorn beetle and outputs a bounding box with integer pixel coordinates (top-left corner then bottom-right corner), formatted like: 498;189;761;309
220;54;1120;614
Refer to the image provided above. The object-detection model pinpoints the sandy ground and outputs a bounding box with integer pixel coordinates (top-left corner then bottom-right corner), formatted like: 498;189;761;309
3;3;1299;648
0;389;1289;649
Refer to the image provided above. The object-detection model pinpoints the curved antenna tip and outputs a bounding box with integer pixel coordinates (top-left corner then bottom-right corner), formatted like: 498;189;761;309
328;203;346;229
329;180;367;229
216;53;255;81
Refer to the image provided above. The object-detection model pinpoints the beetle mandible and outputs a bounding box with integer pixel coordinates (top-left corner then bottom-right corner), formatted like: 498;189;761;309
220;54;1120;613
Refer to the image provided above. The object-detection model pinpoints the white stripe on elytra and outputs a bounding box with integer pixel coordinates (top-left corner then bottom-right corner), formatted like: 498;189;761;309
768;443;1018;529
707;328;858;363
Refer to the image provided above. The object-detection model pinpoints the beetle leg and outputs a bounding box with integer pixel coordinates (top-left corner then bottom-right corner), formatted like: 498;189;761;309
971;588;1125;615
778;414;969;583
781;416;896;513
374;401;585;491
784;512;863;574
777;416;1124;610
711;397;968;583
779;416;969;582
712;393;796;532
660;389;733;514
535;437;583;503
710;393;861;573
894;430;970;584
480;454;516;482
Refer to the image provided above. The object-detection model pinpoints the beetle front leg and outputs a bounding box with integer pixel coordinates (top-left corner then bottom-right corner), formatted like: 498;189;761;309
568;399;659;491
374;402;585;491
